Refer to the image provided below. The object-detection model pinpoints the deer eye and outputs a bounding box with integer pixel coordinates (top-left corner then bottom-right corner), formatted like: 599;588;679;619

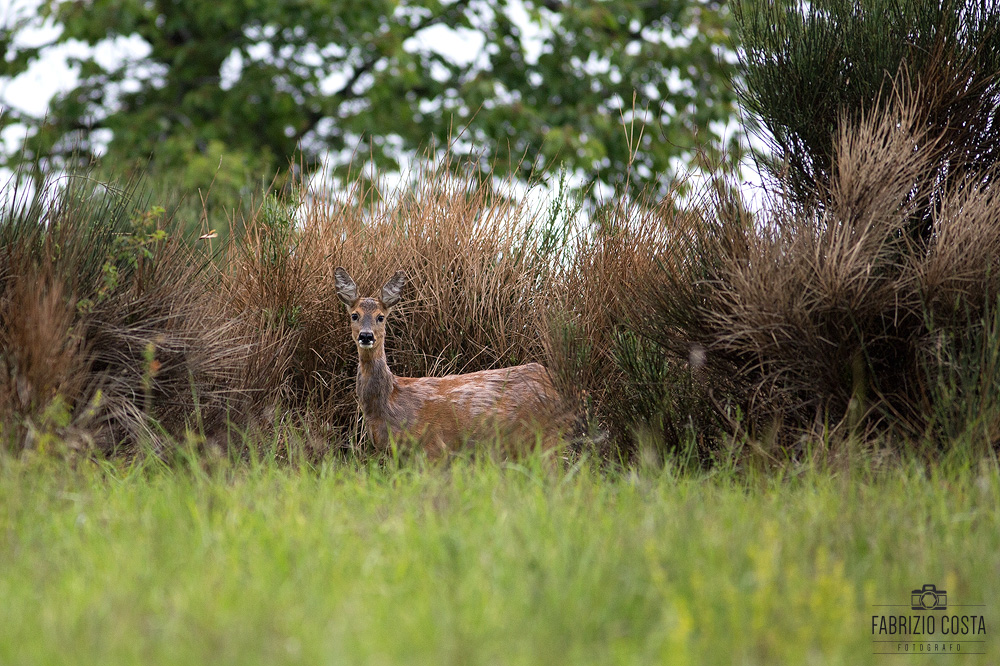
376;315;385;323
351;313;359;321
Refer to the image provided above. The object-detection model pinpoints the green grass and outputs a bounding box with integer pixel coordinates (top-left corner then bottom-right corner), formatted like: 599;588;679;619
1;451;997;665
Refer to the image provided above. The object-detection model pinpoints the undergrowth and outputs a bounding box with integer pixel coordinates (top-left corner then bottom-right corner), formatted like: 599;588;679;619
3;78;1000;467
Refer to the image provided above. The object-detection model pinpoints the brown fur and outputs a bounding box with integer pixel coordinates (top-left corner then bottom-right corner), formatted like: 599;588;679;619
335;267;563;455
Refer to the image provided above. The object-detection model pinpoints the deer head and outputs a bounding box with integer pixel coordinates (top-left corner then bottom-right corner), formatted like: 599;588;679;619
334;267;406;351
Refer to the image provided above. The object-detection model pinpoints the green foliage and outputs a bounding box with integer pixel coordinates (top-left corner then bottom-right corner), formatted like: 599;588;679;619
1;0;741;204
734;0;1000;219
78;205;169;313
0;175;159;305
1;453;998;664
257;193;300;269
921;298;1000;453
612;328;720;462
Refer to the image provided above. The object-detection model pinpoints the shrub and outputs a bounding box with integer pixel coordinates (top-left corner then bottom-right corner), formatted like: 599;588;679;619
3;161;701;461
222;164;730;460
734;0;1000;239
0;175;257;454
540;193;734;461
221;163;580;453
640;93;1000;455
592;0;1000;460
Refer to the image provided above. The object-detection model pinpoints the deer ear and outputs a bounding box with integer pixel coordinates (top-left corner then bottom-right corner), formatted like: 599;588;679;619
380;271;407;308
334;267;358;306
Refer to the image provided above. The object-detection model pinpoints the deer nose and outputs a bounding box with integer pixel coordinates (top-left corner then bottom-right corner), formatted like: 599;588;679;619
358;331;375;347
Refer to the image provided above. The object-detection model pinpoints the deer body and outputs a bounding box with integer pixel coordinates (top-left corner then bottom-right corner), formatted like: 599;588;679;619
336;268;561;454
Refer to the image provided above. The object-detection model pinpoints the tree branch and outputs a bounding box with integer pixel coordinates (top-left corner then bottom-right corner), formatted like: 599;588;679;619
296;0;473;143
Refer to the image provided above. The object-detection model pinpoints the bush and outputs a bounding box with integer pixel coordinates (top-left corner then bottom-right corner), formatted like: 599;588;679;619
578;0;1000;462
2;160;708;461
221;163;581;454
734;0;1000;239
639;93;1000;455
221;163;728;460
0;174;263;454
12;118;1000;465
541;196;728;460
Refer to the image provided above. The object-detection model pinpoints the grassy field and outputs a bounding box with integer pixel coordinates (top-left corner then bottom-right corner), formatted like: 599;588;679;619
1;450;996;665
4;7;998;663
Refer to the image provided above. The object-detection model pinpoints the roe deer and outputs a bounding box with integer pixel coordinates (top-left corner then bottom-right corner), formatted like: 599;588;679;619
335;267;563;455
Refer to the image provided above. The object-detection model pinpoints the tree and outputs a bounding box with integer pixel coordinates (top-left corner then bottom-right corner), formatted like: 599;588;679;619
734;0;1000;237
1;0;740;203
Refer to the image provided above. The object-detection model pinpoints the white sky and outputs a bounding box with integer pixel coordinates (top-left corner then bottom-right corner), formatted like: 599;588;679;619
1;0;71;116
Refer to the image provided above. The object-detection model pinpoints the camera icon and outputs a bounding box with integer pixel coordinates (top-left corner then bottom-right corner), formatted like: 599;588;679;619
911;584;947;610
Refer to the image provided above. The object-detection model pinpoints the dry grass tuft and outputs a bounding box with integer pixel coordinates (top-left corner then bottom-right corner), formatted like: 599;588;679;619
640;86;1000;456
543;203;661;443
221;163;578;453
0;269;84;418
10;91;999;464
0;177;263;455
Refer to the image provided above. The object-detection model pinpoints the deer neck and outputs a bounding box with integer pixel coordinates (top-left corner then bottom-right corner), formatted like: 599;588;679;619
356;344;394;417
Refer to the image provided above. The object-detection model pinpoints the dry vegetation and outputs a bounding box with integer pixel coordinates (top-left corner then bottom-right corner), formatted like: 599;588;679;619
0;181;253;454
641;85;1000;458
3;79;1000;465
221;170;584;455
0;164;674;459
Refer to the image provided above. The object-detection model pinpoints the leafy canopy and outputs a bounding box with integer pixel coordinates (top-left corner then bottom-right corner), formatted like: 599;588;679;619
1;0;740;202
